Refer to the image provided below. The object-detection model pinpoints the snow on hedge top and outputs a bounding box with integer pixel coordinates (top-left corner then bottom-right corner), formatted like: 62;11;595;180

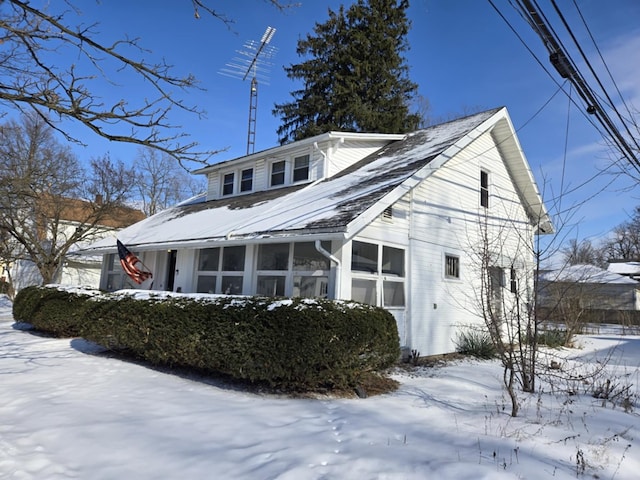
48;286;376;312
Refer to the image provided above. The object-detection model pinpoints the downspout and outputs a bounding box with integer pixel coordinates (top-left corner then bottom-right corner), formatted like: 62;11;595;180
315;240;341;300
313;141;328;179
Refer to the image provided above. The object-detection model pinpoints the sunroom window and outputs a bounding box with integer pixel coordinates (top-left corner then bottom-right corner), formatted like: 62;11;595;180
104;252;138;291
258;243;290;270
351;241;405;307
196;246;245;294
351;241;378;273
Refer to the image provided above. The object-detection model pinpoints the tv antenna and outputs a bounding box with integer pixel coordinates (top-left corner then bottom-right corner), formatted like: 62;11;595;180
219;26;277;155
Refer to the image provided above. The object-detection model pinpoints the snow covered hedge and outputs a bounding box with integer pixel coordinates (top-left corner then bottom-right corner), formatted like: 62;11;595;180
13;286;400;391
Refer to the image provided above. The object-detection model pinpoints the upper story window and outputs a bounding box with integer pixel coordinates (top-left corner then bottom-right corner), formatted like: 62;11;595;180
293;154;310;182
480;170;489;208
240;168;253;192
222;172;234;196
271;161;285;186
445;254;460;279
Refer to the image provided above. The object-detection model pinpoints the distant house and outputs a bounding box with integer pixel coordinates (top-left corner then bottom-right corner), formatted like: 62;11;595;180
607;261;640;281
7;196;145;293
81;107;553;356
538;264;640;316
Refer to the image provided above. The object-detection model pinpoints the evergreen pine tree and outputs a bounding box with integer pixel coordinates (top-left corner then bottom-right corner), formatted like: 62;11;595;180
273;0;421;144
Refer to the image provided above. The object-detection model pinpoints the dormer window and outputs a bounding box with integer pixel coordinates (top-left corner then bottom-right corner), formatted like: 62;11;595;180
222;172;234;196
271;161;285;186
240;168;253;192
293;155;310;182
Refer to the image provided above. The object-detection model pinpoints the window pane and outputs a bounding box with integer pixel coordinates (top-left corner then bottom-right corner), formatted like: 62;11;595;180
198;248;220;271
196;275;216;294
382;246;404;276
106;273;123;291
293;154;309;182
223;172;234;195
293;242;330;271
258;243;290;270
257;275;286;296
221;276;243;294
351;279;377;305
107;253;119;271
293;276;328;298
383;281;405;307
240;168;253;192
351;241;378;273
271;161;285;186
480;170;489;208
222;246;245;271
445;255;460;279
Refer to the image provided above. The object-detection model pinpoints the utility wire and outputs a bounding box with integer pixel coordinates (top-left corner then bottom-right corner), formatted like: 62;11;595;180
571;0;640;133
550;0;640;153
508;0;640;173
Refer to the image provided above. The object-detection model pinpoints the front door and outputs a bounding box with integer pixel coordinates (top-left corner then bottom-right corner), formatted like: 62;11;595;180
166;250;177;291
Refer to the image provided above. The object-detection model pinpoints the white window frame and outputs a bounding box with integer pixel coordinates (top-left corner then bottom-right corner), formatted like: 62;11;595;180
444;253;461;280
222;172;235;196
270;160;286;187
292;154;310;183
480;169;489;208
350;240;406;308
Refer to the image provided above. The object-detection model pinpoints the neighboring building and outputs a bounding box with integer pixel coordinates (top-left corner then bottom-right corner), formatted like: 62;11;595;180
7;196;145;293
607;261;640;281
81;107;553;356
538;264;640;313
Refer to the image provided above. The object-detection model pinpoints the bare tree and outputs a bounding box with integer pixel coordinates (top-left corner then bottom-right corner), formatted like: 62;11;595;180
0;1;292;165
602;207;640;260
469;214;540;417
134;148;206;216
561;238;606;267
0;113;136;285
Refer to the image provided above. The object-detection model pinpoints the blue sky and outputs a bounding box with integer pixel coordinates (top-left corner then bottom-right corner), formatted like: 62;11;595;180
43;1;640;251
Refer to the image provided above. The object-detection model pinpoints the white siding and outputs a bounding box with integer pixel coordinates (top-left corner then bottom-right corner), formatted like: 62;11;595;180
327;140;395;177
408;131;535;355
254;159;266;191
207;171;220;200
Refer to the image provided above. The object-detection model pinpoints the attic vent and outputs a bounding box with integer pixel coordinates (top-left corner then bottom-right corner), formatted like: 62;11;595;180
382;206;393;220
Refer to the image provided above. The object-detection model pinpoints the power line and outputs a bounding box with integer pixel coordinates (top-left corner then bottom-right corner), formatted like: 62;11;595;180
501;0;640;173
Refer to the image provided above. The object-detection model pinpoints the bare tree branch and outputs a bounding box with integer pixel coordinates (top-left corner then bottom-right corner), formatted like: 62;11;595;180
0;1;300;165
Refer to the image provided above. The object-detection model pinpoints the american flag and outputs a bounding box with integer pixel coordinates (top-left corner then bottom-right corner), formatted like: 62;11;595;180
117;239;152;285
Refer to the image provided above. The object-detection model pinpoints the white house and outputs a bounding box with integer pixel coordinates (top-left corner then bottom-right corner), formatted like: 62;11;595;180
4;197;145;295
607;261;640;281
81;107;553;356
539;264;640;311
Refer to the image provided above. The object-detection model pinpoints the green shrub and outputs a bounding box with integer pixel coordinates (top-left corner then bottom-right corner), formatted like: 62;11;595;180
12;286;96;337
68;290;400;392
454;329;496;359
536;328;572;348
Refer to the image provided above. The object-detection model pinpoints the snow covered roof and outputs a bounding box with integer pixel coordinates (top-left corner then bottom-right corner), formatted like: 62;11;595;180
607;261;640;276
539;264;639;285
80;107;552;254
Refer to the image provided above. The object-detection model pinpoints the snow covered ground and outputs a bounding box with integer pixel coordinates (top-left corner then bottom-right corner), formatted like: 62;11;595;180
1;294;639;479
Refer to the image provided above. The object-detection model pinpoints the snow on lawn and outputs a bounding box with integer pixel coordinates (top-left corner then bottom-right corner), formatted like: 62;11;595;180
1;294;639;479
